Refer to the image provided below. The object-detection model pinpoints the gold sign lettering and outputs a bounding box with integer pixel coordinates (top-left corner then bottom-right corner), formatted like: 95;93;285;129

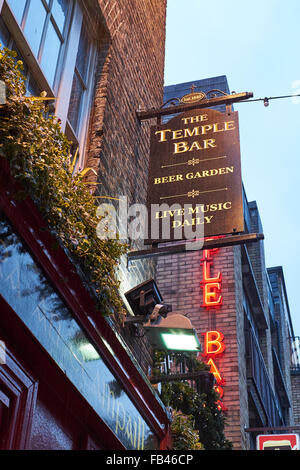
155;201;232;222
182;114;208;124
153;167;234;185
174;139;217;154
155;120;236;145
147;108;244;241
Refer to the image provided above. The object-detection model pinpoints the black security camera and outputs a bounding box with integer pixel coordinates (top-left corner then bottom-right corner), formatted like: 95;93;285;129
124;279;172;325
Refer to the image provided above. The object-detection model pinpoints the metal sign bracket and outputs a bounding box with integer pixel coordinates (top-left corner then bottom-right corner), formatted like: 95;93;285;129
127;233;264;262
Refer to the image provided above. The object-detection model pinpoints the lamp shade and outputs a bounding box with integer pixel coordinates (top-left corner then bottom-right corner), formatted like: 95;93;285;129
144;313;201;352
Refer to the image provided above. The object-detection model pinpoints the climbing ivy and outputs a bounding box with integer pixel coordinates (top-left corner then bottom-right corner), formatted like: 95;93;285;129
0;46;128;317
153;351;233;450
170;411;204;451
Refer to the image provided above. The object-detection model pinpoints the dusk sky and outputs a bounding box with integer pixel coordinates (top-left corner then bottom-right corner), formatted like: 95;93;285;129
164;0;300;335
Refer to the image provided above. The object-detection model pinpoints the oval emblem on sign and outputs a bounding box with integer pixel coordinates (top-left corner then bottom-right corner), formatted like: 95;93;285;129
180;91;206;104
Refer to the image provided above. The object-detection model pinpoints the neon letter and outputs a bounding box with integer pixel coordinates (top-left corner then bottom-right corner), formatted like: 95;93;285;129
202;282;222;307
207;358;224;385
203;331;225;356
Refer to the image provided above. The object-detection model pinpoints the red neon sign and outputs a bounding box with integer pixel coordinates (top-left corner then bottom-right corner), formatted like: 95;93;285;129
201;245;227;411
203;330;225;356
207;357;224;385
201;249;222;307
203;330;227;411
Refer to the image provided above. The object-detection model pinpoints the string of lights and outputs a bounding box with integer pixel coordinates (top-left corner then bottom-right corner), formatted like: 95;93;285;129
238;93;300;107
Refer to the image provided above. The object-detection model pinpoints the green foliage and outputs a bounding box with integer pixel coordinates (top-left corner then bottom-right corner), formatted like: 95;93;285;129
154;352;233;450
162;380;232;450
170;411;204;451
0;46;128;316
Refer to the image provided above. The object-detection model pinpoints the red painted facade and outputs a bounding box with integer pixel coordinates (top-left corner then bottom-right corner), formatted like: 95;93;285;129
0;158;171;450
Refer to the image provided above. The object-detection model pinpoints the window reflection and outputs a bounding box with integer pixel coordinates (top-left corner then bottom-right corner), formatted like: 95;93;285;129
26;75;40;97
0;17;10;47
12;0;71;89
7;0;27;24
76;25;90;82
24;0;47;57
41;20;61;87
67;72;83;132
0;212;158;450
0;18;40;96
4;0;94;151
52;0;69;34
67;24;90;134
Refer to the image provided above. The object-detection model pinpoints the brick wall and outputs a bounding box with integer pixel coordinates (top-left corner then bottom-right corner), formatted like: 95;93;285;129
268;267;295;424
155;245;250;449
86;0;167;282
84;0;167;373
86;0;166;206
291;373;300;423
246;202;274;378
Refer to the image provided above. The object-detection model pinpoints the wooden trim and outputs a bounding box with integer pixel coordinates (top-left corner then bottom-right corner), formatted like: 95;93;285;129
0;157;171;446
0;294;126;450
0;337;38;449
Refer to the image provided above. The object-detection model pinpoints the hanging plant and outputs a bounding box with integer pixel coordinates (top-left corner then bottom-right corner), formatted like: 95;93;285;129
152;351;233;450
170;411;204;451
0;46;128;317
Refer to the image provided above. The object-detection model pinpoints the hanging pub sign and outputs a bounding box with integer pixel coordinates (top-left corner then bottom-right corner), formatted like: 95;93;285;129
146;107;244;243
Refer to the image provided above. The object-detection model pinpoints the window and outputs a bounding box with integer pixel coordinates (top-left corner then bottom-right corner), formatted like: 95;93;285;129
67;24;90;133
1;0;98;161
0;15;10;46
5;0;26;24
0;16;40;96
7;0;70;89
0;341;38;450
0;389;10;449
66;22;96;151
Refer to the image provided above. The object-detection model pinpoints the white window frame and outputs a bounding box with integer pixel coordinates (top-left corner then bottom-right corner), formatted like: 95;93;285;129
3;0;74;94
0;0;98;163
64;26;97;167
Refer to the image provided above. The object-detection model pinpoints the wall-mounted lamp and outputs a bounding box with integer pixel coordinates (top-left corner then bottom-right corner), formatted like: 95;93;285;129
144;313;201;352
124;281;200;352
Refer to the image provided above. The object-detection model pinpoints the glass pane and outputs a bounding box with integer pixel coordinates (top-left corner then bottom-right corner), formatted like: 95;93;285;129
76;25;90;83
27;75;40;97
52;0;69;34
0;17;10;48
24;0;47;57
40;20;61;87
7;0;27;24
0;212;159;450
67;72;84;132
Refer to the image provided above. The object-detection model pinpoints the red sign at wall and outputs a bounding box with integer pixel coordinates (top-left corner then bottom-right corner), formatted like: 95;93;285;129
257;434;299;450
201;248;222;307
201;248;227;411
202;330;227;411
